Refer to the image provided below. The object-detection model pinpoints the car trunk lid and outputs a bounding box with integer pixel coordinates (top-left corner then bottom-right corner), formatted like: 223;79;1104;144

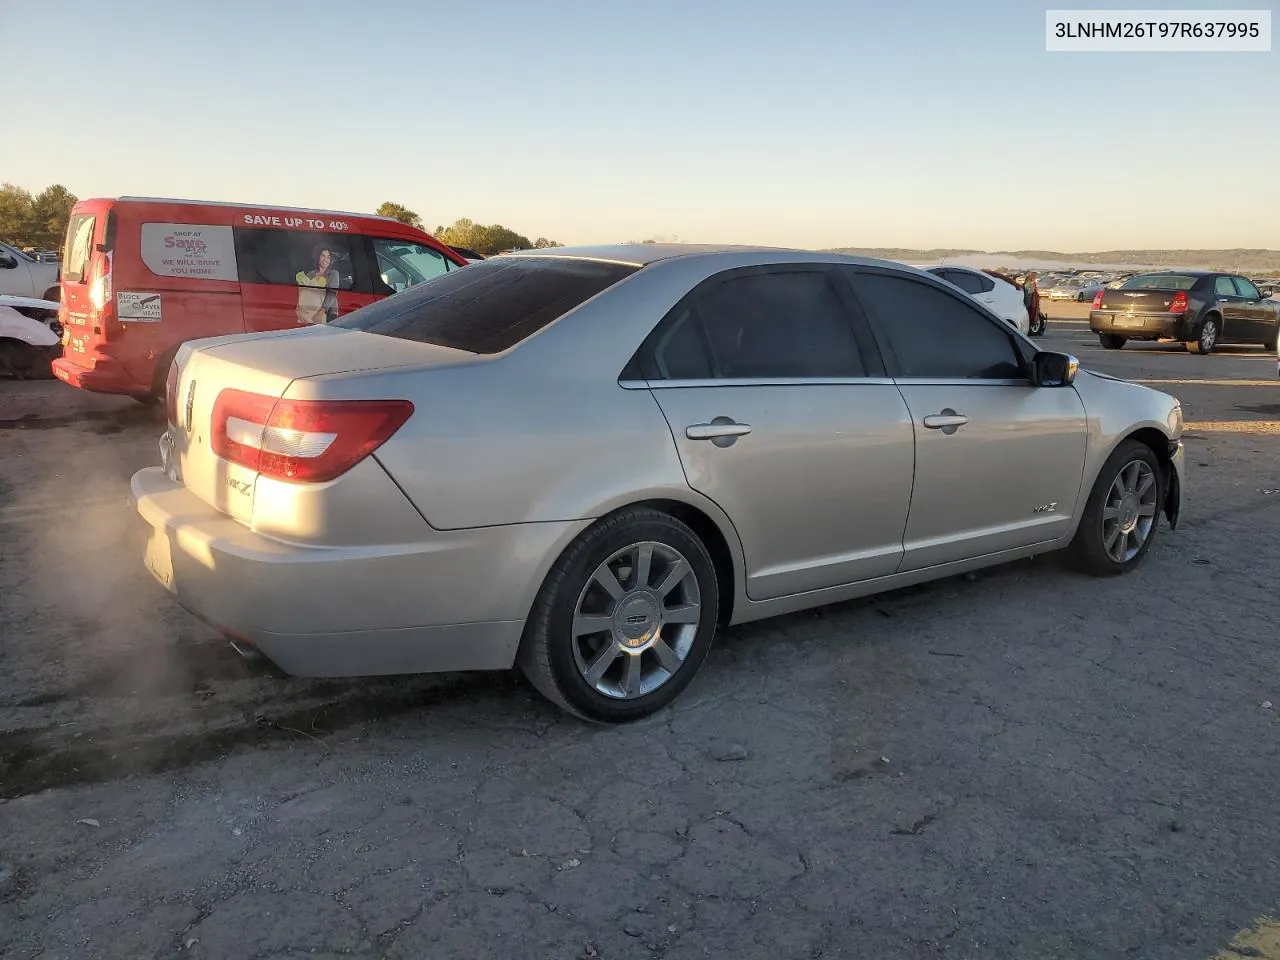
1099;288;1182;313
167;326;474;523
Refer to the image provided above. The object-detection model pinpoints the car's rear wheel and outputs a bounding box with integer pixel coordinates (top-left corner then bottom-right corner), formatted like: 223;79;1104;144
41;287;60;303
1099;334;1127;350
1186;315;1219;354
518;508;719;722
1065;440;1162;576
1029;312;1047;337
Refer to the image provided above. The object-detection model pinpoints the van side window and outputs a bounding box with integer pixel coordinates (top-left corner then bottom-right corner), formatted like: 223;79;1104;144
233;229;356;292
371;239;452;294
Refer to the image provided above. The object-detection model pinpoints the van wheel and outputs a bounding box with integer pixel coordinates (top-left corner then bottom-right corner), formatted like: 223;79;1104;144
518;508;719;722
41;287;60;304
1099;334;1126;350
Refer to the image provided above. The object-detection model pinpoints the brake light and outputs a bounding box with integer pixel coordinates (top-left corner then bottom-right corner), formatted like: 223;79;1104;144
88;252;112;310
164;360;180;425
210;390;413;483
1091;290;1104;309
1169;291;1189;314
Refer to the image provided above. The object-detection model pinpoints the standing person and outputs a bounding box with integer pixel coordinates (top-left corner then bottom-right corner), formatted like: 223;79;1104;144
294;246;340;325
1023;271;1044;336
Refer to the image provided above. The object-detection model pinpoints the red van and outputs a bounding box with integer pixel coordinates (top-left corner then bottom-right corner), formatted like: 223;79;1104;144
53;197;467;400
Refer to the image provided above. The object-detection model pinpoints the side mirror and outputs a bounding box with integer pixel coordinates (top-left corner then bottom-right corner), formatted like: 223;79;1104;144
0;255;17;269
1033;351;1078;387
1260;287;1275;299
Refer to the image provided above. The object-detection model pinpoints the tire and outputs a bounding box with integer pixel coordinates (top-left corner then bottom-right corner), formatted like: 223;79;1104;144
1099;334;1127;350
41;287;60;304
517;507;720;722
1029;312;1047;337
1065;440;1163;576
1186;315;1219;354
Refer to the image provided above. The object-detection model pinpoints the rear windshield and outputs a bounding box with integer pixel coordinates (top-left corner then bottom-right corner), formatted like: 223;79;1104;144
334;257;638;353
62;214;96;282
1121;274;1198;291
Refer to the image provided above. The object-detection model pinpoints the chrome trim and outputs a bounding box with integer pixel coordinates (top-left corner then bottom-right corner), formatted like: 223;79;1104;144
619;377;898;390
888;378;1033;387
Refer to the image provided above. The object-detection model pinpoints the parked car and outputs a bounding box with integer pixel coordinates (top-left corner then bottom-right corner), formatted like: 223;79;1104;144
1090;271;1280;353
1043;277;1104;302
0;241;61;302
926;266;1030;334
133;245;1185;722
0;295;62;379
52;197;467;401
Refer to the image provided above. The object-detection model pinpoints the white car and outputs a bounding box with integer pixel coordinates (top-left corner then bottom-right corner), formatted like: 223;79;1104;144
0;295;62;379
0;242;61;302
927;267;1030;335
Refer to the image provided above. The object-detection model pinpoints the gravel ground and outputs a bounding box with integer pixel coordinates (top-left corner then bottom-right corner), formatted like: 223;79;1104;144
1;305;1278;960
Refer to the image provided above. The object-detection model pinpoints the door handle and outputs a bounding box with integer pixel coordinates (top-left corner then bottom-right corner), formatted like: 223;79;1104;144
922;411;968;433
686;420;752;440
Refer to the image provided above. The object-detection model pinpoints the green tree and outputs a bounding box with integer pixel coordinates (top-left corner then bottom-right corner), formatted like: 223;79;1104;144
30;184;78;249
0;184;37;247
0;183;78;249
533;237;563;248
375;201;423;229
434;218;537;257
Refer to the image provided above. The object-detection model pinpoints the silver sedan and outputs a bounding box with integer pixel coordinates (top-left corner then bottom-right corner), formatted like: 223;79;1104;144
133;245;1185;721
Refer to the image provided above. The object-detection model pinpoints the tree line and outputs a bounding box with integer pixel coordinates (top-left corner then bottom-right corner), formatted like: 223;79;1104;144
375;202;561;255
0;186;561;259
0;184;79;250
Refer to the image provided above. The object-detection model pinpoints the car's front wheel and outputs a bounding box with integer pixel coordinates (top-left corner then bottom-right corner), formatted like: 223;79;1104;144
1099;334;1127;350
1029;312;1047;337
518;508;719;722
1065;440;1163;576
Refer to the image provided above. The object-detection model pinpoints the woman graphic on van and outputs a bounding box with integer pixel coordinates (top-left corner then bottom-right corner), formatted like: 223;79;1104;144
294;245;340;324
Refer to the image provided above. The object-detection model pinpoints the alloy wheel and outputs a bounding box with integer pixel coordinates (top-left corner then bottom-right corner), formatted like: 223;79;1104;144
1101;459;1158;563
571;541;702;699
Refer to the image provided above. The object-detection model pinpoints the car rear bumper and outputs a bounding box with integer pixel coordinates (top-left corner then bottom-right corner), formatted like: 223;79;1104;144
130;466;588;677
52;353;143;395
1089;311;1187;339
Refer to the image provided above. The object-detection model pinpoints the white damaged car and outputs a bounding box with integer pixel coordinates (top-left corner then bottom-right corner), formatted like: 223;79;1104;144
0;295;63;379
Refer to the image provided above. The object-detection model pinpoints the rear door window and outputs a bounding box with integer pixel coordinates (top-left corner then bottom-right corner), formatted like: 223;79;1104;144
62;214;96;282
1215;276;1238;297
946;270;988;295
333;257;637;354
234;229;358;292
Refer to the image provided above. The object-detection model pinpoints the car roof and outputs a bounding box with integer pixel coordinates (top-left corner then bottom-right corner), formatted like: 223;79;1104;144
499;242;908;270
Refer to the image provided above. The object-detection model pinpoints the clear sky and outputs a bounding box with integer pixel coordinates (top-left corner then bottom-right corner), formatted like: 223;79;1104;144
6;0;1277;250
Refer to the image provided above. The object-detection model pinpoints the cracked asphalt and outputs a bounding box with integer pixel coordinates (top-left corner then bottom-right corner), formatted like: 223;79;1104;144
1;304;1278;959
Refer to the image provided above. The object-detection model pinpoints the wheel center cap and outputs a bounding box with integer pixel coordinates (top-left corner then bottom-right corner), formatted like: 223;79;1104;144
1119;493;1139;532
615;593;661;648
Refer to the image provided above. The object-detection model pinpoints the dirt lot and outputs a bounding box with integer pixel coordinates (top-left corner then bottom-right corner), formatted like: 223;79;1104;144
2;304;1278;960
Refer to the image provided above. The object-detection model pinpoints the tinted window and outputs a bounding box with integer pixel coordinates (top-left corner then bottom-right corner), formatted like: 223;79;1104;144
334;257;637;354
946;270;988;295
62;214;96;282
694;270;865;378
234;229;357;292
1215;276;1238;297
373;238;453;294
849;272;1023;379
646;306;714;379
1122;274;1199;291
1233;277;1262;299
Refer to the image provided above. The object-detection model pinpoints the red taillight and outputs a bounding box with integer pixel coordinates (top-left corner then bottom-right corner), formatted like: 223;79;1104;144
1091;290;1105;309
164;360;180;425
1169;291;1189;314
87;251;118;338
210;389;413;483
